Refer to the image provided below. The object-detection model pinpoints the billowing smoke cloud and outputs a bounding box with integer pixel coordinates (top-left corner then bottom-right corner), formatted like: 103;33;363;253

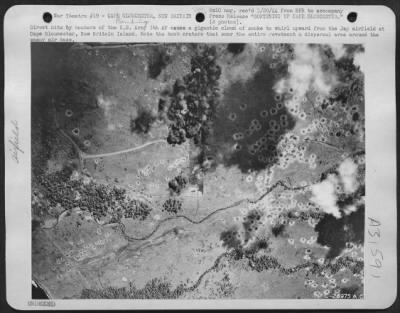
311;158;360;219
328;44;346;60
353;51;365;73
338;158;359;193
311;174;341;218
274;44;337;99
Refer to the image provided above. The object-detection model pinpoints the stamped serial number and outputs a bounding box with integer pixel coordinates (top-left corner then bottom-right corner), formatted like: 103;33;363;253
367;217;383;279
330;293;363;299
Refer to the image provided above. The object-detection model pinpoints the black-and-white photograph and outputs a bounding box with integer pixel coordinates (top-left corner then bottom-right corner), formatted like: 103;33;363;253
30;42;365;300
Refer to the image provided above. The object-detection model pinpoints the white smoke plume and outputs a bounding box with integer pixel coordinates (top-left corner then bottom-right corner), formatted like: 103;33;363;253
274;44;337;99
311;174;341;218
311;158;360;219
328;44;346;60
353;51;365;73
338;158;359;193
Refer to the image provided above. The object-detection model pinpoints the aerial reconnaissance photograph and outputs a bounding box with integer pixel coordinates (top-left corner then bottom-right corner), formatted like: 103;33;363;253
31;42;365;299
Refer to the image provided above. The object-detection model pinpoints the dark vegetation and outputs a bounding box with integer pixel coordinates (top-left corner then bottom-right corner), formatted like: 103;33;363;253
81;278;187;299
162;198;183;214
122;199;152;221
32;167;151;222
148;48;172;79
168;175;188;195
271;224;285;237
130;110;157;134
166;45;221;145
227;43;246;55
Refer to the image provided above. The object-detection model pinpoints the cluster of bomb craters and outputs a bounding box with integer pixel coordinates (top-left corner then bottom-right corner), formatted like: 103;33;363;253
32;167;152;224
158;42;365;185
310;45;365;147
213;59;296;173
